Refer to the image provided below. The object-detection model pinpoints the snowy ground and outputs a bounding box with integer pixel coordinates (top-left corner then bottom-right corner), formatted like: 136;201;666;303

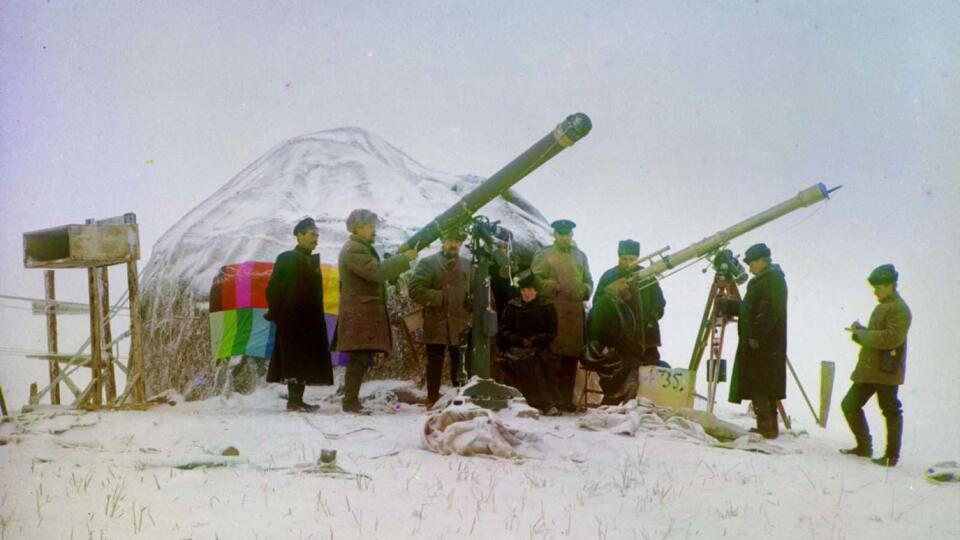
0;380;956;540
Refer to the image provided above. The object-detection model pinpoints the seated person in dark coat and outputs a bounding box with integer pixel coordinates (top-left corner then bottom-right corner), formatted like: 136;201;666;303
496;272;560;416
265;217;333;412
586;276;648;405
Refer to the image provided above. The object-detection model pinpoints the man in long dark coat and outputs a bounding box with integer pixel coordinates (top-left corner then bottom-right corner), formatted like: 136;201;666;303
840;264;912;467
333;209;416;413
497;272;559;415
593;239;667;367
725;243;787;439
265;217;333;412
408;228;472;407
531;219;593;412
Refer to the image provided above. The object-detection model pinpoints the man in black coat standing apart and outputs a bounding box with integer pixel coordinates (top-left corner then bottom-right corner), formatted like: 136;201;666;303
265;217;333;411
725;243;788;439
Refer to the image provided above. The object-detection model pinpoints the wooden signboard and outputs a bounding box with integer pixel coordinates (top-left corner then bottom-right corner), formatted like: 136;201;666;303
638;366;695;410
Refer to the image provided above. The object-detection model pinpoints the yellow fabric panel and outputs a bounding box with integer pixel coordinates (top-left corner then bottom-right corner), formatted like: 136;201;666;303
321;263;339;315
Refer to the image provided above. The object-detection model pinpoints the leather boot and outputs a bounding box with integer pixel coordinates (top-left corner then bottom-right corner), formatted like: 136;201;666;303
752;398;778;439
342;353;367;413
871;413;902;466
287;383;318;412
841;404;873;457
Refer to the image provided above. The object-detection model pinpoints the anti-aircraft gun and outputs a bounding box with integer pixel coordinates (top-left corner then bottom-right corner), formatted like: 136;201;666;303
399;113;592;408
627;182;841;418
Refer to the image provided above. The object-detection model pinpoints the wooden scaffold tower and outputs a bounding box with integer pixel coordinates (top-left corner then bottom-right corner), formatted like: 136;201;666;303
22;213;146;410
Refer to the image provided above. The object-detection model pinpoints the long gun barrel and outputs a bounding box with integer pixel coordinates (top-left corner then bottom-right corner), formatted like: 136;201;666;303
633;183;840;281
396;113;592;253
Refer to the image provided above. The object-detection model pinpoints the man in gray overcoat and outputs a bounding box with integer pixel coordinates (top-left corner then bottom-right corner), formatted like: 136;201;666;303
531;219;593;412
333;209;416;413
408;227;472;407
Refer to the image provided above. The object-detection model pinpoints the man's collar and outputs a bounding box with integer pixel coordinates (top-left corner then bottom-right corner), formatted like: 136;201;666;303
350;234;372;246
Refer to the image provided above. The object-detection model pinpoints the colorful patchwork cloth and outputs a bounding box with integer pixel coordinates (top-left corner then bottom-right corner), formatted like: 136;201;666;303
209;261;341;362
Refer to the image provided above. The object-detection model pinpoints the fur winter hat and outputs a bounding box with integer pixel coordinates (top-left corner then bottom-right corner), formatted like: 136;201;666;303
345;209;379;233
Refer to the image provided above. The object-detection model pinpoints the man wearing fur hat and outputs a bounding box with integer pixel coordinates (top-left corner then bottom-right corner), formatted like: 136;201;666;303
593;239;666;367
531;219;593;412
725;243;788;439
265;217;334;412
840;264;912;467
333;209;417;413
408;227;473;407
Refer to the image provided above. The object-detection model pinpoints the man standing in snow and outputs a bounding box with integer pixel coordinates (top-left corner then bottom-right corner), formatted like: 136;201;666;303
592;239;667;368
333;209;417;414
531;219;593;412
840;264;912;467
725;243;788;439
408;227;473;407
265;217;333;412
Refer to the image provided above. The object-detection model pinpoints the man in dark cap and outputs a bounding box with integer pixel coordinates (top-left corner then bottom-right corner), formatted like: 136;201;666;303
593;239;667;367
497;271;560;415
724;243;787;438
408;227;472;407
531;219;593;412
265;217;334;411
840;264;912;467
333;209;417;413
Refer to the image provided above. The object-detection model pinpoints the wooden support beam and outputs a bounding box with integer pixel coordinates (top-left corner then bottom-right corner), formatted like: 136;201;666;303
72;379;95;409
0;385;8;417
126;260;145;405
86;254;103;408
99;267;118;403
44;270;61;405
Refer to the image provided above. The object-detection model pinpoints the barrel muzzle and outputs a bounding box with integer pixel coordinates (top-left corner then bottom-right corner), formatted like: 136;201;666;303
553;113;593;147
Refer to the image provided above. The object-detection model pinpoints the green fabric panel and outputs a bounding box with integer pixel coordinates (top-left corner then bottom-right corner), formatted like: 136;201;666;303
218;310;238;358
231;308;254;356
209;311;225;360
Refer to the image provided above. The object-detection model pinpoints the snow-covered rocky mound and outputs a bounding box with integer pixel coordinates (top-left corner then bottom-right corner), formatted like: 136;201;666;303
140;127;554;396
142;127;552;296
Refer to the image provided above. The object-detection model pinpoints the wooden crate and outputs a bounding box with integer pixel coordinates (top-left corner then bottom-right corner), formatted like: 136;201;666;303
24;217;139;269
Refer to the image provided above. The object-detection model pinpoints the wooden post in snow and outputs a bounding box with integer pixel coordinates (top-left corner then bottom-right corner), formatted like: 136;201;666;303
44;270;61;405
127;258;145;405
99;267;118;403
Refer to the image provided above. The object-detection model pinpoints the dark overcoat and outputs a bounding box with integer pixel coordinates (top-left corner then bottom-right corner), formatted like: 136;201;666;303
851;292;911;385
587;291;643;360
728;264;788;403
531;244;593;356
408;252;472;346
594;265;666;347
265;246;333;385
332;235;411;353
498;297;558;352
